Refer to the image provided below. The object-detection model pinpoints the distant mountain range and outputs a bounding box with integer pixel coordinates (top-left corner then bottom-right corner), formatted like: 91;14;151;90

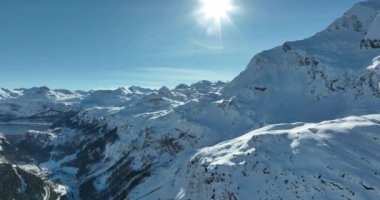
0;1;379;199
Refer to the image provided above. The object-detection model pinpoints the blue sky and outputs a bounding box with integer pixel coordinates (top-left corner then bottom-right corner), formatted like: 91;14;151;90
0;0;361;90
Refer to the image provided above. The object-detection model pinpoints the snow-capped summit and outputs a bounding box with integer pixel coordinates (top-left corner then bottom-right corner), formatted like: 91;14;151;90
128;86;154;94
80;88;131;107
158;86;173;96
328;0;380;48
327;0;379;34
223;0;380;124
0;87;83;123
0;88;21;99
0;1;380;200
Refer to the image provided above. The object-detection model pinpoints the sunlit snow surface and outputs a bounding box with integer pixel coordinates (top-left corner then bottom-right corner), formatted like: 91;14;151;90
0;1;380;199
128;115;380;200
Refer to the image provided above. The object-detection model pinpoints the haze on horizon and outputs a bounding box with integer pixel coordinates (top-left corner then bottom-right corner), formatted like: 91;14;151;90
0;0;361;90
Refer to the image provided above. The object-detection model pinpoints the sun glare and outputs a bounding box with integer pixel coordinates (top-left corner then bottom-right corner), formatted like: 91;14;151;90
200;0;233;21
196;0;237;42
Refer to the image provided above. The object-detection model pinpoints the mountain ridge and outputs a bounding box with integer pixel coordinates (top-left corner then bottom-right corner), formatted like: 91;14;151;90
0;1;379;199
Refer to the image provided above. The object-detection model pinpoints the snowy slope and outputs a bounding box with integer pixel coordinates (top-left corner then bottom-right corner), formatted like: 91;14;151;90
168;115;380;200
3;81;229;199
0;86;156;123
1;1;380;200
62;1;380;198
223;0;380;124
0;87;83;123
364;0;380;39
0;134;66;200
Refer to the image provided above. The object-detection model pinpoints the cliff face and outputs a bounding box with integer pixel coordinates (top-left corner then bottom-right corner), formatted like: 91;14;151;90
0;135;65;200
1;1;380;200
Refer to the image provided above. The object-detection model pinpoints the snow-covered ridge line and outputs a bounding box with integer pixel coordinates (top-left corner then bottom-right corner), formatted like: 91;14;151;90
0;81;227;124
170;114;380;199
1;1;380;199
222;0;380;124
194;114;380;167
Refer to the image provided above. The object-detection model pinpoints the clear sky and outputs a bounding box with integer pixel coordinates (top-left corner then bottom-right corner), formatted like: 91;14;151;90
0;0;362;90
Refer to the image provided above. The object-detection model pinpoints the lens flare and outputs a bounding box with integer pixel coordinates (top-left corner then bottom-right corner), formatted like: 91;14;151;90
194;0;237;50
200;0;233;21
196;0;236;38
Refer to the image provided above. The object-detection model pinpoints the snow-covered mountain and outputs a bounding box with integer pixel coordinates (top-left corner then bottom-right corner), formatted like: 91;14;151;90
223;0;380;124
0;0;380;199
0;87;82;123
0;134;66;200
135;115;380;199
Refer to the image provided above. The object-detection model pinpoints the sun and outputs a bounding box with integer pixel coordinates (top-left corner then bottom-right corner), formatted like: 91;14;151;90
195;0;237;40
199;0;233;22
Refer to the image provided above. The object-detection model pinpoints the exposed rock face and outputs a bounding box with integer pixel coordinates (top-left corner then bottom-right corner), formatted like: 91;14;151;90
223;0;380;124
0;1;380;200
0;163;63;200
361;39;380;49
179;115;380;200
0;135;65;200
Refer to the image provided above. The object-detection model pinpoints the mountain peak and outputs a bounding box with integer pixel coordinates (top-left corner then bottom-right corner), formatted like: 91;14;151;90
326;0;380;35
364;0;380;7
222;0;380;123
